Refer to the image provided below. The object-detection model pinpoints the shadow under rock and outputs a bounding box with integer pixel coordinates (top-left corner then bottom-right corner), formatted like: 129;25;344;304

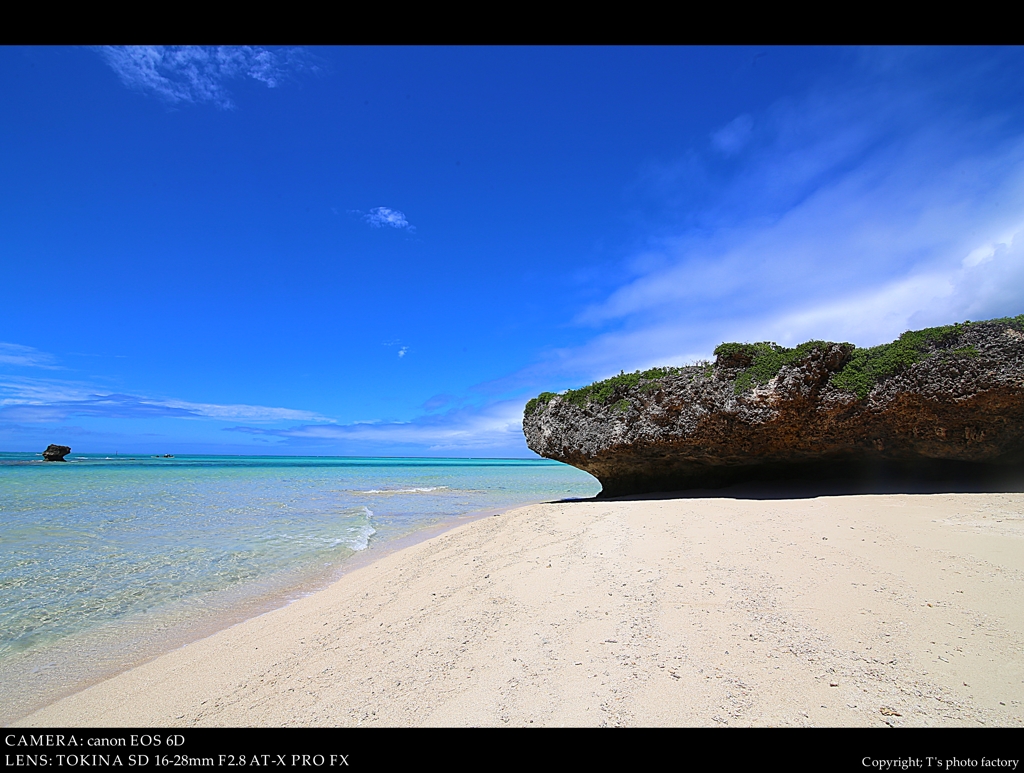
545;458;1024;503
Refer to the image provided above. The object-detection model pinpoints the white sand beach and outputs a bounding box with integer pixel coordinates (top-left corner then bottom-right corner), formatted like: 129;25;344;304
15;492;1024;727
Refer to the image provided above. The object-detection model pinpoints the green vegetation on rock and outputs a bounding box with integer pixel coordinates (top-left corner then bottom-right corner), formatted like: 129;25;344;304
983;313;1024;327
950;346;979;358
713;340;839;395
523;368;682;416
829;322;970;398
561;367;681;409
524;392;557;418
523;316;1024;416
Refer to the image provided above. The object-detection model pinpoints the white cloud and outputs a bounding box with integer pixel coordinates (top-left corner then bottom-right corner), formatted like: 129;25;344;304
0;343;61;369
397;346;408;358
227;399;530;454
0;376;328;424
364;206;414;231
95;46;308;109
156;398;327;422
487;219;1024;400
490;53;1024;398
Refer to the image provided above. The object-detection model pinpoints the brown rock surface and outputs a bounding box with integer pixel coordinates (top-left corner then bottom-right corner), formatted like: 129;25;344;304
523;319;1024;496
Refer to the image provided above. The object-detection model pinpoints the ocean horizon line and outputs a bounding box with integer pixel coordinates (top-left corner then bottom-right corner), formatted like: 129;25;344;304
1;450;548;462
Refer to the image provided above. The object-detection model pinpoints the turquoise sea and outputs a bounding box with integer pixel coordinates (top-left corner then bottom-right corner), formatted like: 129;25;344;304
0;452;599;724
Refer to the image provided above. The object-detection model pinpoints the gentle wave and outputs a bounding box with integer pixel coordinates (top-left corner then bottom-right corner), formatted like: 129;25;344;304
359;486;448;494
343;512;376;552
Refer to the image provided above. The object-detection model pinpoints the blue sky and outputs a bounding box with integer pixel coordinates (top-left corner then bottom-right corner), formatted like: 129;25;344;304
2;46;1024;457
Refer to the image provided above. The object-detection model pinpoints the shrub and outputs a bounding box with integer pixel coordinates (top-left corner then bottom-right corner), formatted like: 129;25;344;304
524;367;685;414
830;323;969;398
562;367;681;408
714;340;840;395
524;392;557;418
524;316;1014;415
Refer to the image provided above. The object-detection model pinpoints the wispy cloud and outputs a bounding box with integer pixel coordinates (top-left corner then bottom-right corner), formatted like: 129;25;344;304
363;206;415;231
504;51;1024;392
95;46;311;109
0;343;61;370
157;398;328;422
226;400;529;454
0;376;329;424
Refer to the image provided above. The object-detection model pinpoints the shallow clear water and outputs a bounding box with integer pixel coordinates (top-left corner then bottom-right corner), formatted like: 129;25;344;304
0;453;599;723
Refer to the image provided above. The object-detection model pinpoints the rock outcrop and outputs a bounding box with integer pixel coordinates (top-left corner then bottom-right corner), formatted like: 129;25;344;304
42;444;71;462
523;318;1024;497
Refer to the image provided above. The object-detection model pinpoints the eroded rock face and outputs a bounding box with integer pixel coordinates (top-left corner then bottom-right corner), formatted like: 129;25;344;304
42;444;70;462
523;320;1024;497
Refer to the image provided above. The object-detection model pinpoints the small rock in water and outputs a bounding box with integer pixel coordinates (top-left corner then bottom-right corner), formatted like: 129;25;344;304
42;444;70;462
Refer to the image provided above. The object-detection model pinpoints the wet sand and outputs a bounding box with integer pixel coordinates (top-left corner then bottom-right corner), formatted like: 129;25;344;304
15;492;1024;727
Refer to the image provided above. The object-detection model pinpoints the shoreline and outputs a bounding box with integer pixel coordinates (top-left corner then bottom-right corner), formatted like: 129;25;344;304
3;501;542;727
15;491;1024;727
